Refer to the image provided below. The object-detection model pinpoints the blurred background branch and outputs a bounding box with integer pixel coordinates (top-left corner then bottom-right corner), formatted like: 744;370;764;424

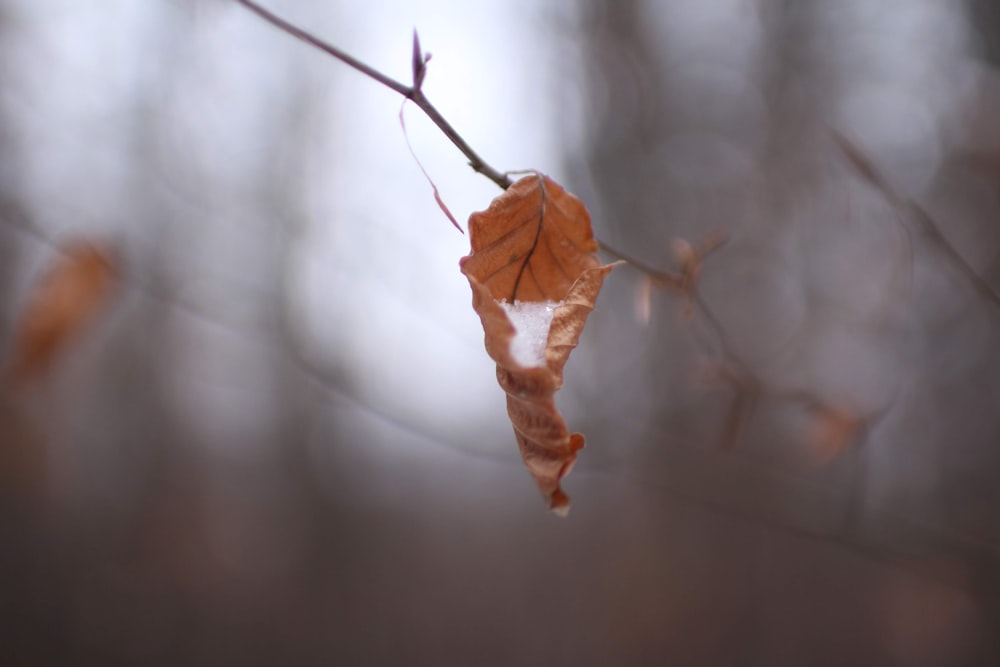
2;1;1000;664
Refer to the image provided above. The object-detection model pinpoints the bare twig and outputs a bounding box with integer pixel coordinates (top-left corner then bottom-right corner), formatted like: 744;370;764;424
234;0;513;191
833;130;1000;311
598;240;683;288
233;0;789;451
236;0;713;291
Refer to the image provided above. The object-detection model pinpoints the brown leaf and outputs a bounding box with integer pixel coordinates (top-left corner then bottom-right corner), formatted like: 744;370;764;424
8;241;117;384
460;174;619;514
807;404;864;463
460;174;604;303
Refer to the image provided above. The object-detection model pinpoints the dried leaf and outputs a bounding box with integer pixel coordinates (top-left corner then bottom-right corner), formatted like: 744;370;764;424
8;241;117;383
807;404;864;463
460;174;619;514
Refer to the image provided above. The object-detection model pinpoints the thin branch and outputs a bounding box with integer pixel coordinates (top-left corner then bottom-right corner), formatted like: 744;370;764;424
598;240;683;288
908;204;1000;310
236;0;409;95
236;0;712;292
232;0;778;451
235;0;513;191
833;130;1000;311
693;291;741;367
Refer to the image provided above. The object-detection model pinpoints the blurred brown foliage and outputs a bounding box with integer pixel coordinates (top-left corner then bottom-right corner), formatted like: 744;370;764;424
7;241;116;384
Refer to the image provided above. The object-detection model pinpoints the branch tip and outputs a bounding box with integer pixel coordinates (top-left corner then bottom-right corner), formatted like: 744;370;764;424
411;29;426;89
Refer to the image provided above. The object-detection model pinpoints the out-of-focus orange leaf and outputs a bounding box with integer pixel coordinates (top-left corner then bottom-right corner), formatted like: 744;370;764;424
460;174;619;515
7;241;117;384
807;404;864;463
673;231;727;290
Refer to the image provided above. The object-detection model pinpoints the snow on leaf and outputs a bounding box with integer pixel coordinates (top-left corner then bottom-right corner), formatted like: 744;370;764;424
460;174;619;515
497;299;560;368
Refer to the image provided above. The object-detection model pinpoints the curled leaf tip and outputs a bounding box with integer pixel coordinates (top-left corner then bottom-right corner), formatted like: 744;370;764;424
549;489;571;517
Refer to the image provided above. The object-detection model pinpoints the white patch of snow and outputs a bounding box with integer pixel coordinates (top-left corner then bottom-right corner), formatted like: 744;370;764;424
498;300;561;368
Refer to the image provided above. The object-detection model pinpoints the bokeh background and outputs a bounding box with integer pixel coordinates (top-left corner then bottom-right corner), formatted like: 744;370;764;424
2;0;1000;664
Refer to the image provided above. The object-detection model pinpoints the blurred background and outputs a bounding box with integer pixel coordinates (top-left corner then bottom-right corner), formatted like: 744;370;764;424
2;0;1000;664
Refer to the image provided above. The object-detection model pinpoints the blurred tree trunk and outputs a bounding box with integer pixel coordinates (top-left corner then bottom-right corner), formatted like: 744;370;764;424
969;0;1000;65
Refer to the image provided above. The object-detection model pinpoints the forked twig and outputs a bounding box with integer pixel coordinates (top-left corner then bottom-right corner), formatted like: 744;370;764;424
235;0;513;191
237;0;717;299
236;0;706;288
238;1;863;457
597;240;683;288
